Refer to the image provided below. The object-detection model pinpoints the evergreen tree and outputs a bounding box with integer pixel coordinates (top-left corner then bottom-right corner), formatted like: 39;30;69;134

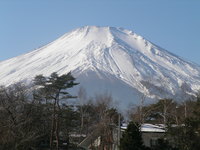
34;72;78;150
120;121;146;150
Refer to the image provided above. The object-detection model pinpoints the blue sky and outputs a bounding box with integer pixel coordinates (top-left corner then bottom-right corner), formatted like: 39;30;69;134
0;0;200;64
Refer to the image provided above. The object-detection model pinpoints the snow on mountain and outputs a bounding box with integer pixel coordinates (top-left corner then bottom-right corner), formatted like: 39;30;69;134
1;26;200;107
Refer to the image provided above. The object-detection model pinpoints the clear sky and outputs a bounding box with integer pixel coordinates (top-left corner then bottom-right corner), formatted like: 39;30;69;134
0;0;200;65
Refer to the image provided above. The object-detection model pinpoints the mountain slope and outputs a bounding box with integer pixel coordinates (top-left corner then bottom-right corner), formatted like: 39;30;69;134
1;26;200;106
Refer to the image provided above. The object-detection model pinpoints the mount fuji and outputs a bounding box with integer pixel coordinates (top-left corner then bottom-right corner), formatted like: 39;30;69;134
1;26;200;107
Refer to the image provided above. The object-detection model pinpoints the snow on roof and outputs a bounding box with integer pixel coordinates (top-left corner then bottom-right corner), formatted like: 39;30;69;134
141;123;165;133
121;123;165;133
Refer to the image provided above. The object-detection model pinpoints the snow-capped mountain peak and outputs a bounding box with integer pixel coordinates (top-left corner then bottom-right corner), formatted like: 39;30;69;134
1;26;200;106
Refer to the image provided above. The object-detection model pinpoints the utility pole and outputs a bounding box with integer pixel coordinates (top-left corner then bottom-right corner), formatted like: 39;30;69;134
175;106;179;125
184;102;187;118
117;114;121;150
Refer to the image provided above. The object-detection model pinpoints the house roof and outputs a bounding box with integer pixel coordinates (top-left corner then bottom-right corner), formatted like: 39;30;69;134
121;123;165;133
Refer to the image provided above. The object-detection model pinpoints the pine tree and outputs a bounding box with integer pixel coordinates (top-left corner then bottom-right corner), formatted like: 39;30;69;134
34;72;78;150
120;121;146;150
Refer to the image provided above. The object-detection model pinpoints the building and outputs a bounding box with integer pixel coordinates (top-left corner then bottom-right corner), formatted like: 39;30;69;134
78;123;166;150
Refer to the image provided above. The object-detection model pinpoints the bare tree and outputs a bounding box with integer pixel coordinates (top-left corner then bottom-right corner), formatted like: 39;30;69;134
0;83;49;150
78;93;120;150
94;94;119;150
